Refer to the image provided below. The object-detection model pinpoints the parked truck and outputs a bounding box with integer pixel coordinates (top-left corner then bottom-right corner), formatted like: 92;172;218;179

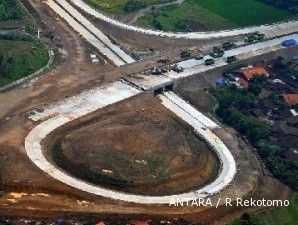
282;39;297;47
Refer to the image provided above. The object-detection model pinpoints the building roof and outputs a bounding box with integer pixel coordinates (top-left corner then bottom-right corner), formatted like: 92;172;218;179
283;94;298;105
241;66;269;80
216;77;225;86
96;221;106;225
237;78;249;89
127;221;149;225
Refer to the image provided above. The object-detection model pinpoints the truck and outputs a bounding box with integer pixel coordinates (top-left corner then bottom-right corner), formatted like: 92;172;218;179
205;58;215;66
210;46;224;58
282;39;297;47
226;56;237;63
245;33;265;43
222;42;235;50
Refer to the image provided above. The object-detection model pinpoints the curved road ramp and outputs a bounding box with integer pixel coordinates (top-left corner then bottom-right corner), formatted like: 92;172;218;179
70;0;298;39
25;81;236;204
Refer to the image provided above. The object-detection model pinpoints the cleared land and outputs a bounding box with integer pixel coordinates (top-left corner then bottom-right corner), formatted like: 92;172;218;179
136;0;294;31
46;95;219;196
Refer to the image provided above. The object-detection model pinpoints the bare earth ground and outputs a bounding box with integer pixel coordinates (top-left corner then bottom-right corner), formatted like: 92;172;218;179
0;0;294;224
43;95;218;196
0;85;290;224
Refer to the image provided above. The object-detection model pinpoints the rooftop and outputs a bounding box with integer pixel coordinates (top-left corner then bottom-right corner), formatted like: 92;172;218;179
283;94;298;105
241;66;269;80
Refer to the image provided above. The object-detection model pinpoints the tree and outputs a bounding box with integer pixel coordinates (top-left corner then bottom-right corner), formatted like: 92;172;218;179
249;76;268;95
0;53;10;77
124;0;146;13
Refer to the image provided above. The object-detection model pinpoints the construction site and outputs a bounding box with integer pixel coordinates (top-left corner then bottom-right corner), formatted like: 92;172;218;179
0;0;297;225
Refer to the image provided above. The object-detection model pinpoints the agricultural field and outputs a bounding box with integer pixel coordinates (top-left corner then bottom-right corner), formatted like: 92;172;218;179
136;0;295;31
85;0;175;14
0;37;49;86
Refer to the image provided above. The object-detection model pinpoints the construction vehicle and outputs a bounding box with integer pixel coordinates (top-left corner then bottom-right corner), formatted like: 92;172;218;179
226;56;237;63
222;42;235;50
205;58;215;66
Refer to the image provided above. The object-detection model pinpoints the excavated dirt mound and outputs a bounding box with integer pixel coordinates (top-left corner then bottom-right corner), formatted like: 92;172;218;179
47;95;219;196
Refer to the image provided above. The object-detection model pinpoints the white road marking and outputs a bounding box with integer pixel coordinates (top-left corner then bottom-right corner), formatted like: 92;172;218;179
56;0;135;64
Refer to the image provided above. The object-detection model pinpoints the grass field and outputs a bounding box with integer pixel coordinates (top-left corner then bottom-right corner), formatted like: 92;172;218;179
0;0;25;21
0;0;29;29
229;193;297;225
256;193;298;225
0;38;49;86
85;0;173;13
136;0;294;31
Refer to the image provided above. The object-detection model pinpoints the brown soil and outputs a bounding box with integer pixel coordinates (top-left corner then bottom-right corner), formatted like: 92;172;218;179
0;0;294;223
45;95;219;195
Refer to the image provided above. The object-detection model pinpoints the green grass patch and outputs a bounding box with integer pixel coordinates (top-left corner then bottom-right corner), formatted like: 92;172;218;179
0;36;49;86
136;0;294;31
256;193;298;225
194;0;293;26
0;0;26;21
85;0;174;14
229;194;298;225
137;2;237;31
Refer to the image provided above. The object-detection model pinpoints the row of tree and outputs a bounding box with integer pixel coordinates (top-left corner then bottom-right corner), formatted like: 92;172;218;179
0;0;25;21
258;0;298;10
212;83;298;191
0;54;14;78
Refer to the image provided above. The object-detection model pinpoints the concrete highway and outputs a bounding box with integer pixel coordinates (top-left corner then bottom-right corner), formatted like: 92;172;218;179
24;26;297;203
47;0;134;66
126;34;298;90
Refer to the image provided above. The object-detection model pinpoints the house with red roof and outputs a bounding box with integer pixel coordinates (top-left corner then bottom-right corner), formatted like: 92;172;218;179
283;94;298;105
240;65;270;81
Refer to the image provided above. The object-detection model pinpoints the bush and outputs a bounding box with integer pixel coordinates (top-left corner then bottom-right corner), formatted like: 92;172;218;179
0;0;25;21
124;0;146;12
257;0;298;10
0;33;34;42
